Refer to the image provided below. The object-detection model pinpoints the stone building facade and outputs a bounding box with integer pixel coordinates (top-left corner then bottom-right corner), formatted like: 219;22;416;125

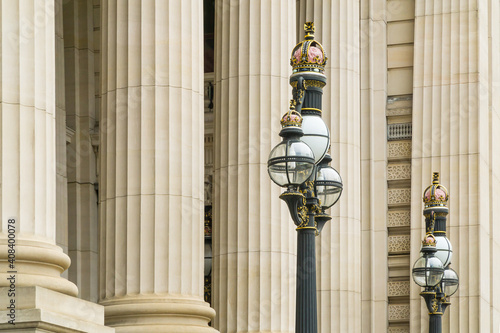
0;0;499;332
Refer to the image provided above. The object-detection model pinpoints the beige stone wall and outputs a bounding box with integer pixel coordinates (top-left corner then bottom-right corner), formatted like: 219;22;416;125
386;1;415;332
2;1;499;332
411;0;500;331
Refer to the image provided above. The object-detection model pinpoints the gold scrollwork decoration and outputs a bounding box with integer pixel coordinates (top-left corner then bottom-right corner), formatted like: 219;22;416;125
293;88;305;105
297;205;308;227
303;80;326;89
426;212;436;234
302;181;315;194
430;296;439;314
311;204;322;215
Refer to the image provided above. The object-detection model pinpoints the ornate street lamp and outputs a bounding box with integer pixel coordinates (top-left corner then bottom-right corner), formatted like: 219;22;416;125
268;22;343;333
412;172;459;333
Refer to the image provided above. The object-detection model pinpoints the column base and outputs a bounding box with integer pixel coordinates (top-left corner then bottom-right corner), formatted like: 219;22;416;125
101;295;218;332
0;240;78;296
0;286;114;332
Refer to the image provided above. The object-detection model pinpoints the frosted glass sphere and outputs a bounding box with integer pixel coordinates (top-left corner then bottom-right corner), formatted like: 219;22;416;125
412;255;444;287
301;115;330;164
435;236;453;267
268;139;315;187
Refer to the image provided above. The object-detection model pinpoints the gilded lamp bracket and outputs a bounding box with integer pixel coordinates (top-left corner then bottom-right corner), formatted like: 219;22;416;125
420;291;441;315
279;180;330;232
280;190;307;226
421;286;449;316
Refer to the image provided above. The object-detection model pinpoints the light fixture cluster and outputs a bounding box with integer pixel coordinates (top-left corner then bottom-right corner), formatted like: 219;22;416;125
268;23;343;234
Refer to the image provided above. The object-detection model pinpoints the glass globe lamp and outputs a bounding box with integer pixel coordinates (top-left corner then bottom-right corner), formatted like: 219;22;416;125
315;154;343;209
441;267;459;296
301;114;330;164
412;255;444;287
412;235;444;287
268;111;316;188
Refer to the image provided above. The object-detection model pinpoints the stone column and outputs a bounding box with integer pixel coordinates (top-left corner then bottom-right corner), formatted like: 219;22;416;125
0;0;77;297
212;0;297;332
358;0;389;332
99;0;216;331
411;0;500;331
297;2;362;332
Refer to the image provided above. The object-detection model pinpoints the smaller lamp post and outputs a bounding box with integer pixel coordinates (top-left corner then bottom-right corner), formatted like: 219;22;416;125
412;172;459;333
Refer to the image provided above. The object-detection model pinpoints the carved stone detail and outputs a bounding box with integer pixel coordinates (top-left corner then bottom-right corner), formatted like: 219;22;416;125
388;304;410;321
388;235;411;254
388;189;411;205
388;327;410;333
386;107;412;116
388;281;410;297
388;164;411;180
387;210;411;227
388;141;412;159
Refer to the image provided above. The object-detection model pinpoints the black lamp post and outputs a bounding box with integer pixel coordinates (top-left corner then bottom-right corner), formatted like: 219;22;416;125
268;22;343;333
412;172;459;333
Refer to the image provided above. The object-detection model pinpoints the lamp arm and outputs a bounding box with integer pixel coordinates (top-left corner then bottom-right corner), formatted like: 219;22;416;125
279;190;307;226
420;290;439;314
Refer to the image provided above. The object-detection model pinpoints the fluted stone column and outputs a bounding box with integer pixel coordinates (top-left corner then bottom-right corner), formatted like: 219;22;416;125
297;2;361;332
0;0;77;297
411;0;500;331
99;1;216;332
212;1;297;332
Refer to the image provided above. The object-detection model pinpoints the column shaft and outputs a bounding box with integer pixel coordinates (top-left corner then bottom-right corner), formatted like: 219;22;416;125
99;0;215;331
0;0;77;297
297;1;362;332
358;0;389;331
213;0;297;332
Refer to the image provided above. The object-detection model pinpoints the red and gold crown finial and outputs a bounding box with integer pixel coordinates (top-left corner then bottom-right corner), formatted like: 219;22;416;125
423;172;449;209
422;234;437;247
280;100;303;128
290;22;327;74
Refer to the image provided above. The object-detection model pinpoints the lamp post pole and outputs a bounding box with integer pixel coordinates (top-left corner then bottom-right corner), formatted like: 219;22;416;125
295;201;319;331
267;22;343;333
412;173;459;333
